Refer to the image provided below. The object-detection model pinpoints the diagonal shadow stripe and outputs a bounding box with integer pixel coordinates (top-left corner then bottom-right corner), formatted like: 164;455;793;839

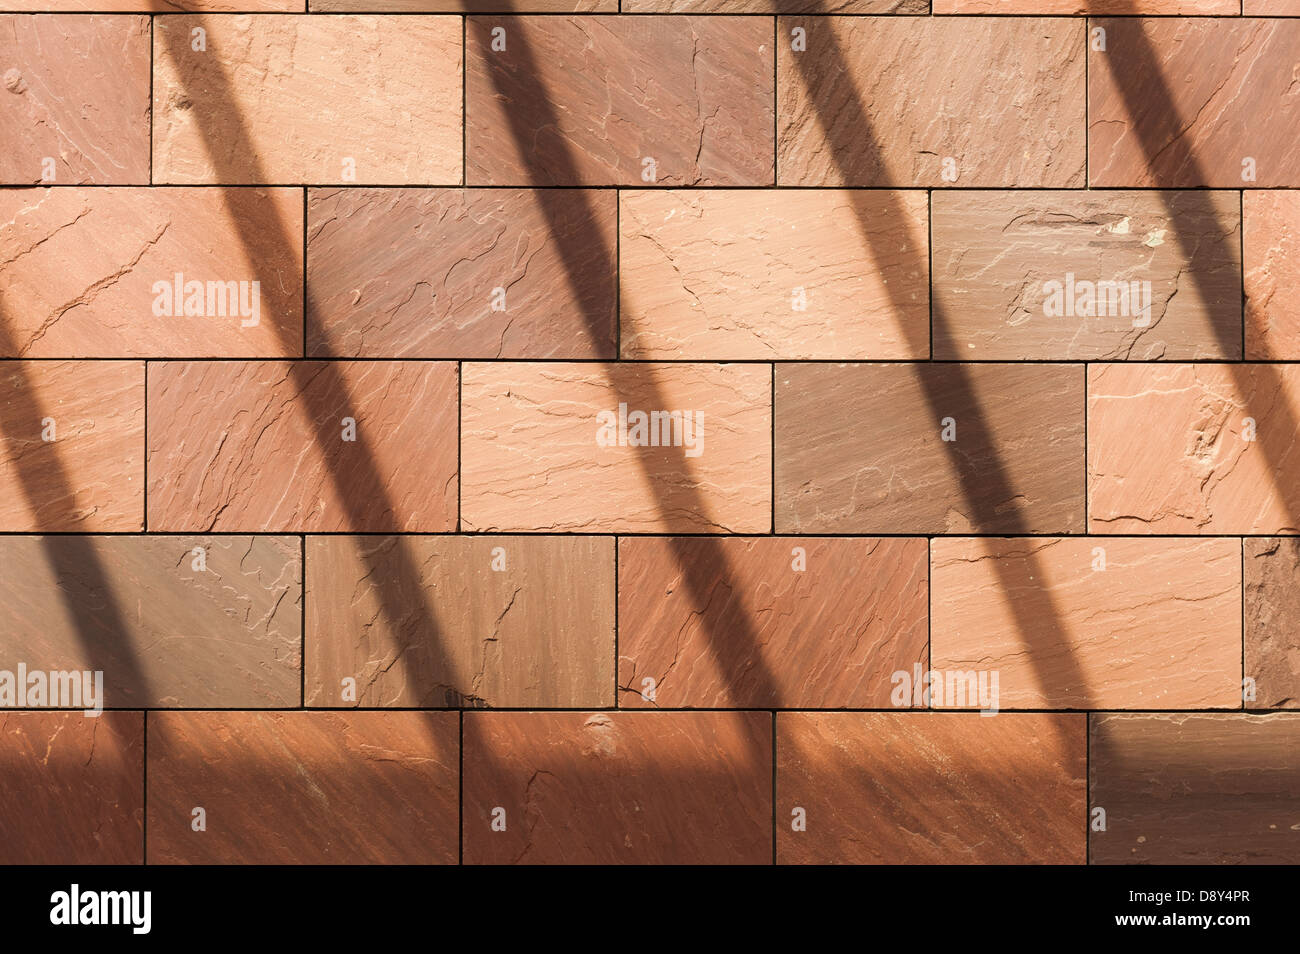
467;14;782;724
149;14;472;714
785;14;1100;730
0;308;157;706
1088;7;1300;534
148;10;776;860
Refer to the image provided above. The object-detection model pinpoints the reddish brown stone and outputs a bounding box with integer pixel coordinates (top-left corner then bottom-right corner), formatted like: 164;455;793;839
778;712;1086;864
778;17;1085;187
1244;538;1300;708
932;190;1241;360
1091;713;1300;864
776;363;1086;534
147;361;458;532
932;537;1241;709
0;15;150;184
307;188;615;358
1089;364;1300;534
620;190;929;359
153;15;462;184
0;712;143;865
0;360;143;532
618;536;927;708
461;362;770;533
307;535;615;708
1245;191;1300;360
463;711;771;864
938;0;1232;9
1090;19;1300;187
147;711;459;864
1;187;302;358
0;535;300;708
467;16;774;186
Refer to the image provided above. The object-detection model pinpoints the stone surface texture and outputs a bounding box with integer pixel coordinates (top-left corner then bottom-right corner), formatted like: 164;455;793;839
777;17;1086;187
1245;191;1300;359
1089;364;1300;534
0;187;302;358
467;16;775;186
618;536;927;708
932;537;1242;709
1091;713;1300;864
0;360;143;531
463;711;772;864
0;712;143;864
306;535;615;708
932;190;1241;360
307;188;616;358
0;15;150;184
620;190;929;359
461;362;771;532
776;363;1086;534
777;712;1087;864
6;4;1298;869
1089;19;1300;187
0;535;300;708
147;361;459;532
153;15;462;184
1244;538;1300;708
147;711;459;864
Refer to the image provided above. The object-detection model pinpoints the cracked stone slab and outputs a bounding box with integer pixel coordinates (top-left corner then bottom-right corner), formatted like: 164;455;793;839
466;16;775;186
776;363;1085;534
0;535;300;708
0;360;143;531
1089;19;1300;187
463;711;771;864
1246;191;1300;359
932;537;1241;709
1088;364;1300;534
306;535;615;708
777;712;1086;864
1244;538;1300;708
461;361;771;533
147;360;458;532
147;711;459;863
0;711;143;864
777;17;1086;187
619;190;929;360
0;187;302;358
932;190;1242;360
617;536;927;707
152;15;462;184
307;188;616;359
1090;713;1300;864
0;15;150;185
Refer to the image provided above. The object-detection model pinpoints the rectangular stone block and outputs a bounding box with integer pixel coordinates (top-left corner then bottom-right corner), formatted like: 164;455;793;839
462;362;771;533
932;537;1241;709
147;361;458;532
153;15;462;184
467;16;774;186
463;711;772;864
618;536;927;708
306;535;615;708
620;190;928;359
776;363;1085;534
777;712;1086;864
777;17;1085;187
